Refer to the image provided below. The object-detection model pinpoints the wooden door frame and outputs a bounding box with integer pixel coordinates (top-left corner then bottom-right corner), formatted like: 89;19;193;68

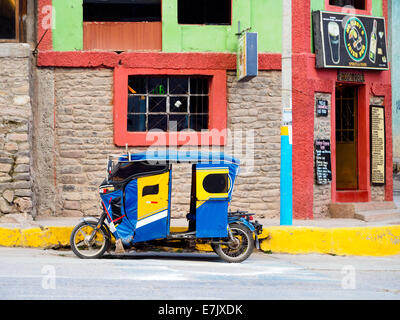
333;82;370;202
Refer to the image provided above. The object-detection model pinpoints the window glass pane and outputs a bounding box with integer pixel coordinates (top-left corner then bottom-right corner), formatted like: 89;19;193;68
190;96;208;114
329;0;365;9
127;114;146;132
169;114;189;131
142;184;159;196
148;77;167;95
148;114;167;131
190;114;208;131
126;75;209;132
190;78;209;94
170;96;188;113
178;0;231;25
169;77;189;94
202;173;228;194
128;96;146;113
149;97;166;113
0;0;16;39
128;76;147;94
83;0;161;22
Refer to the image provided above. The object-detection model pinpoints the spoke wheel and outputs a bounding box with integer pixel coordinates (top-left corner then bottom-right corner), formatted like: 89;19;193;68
213;223;254;263
70;222;109;259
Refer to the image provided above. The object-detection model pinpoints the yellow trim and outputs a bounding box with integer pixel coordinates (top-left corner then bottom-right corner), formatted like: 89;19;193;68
196;200;206;209
137;172;170;221
138;206;168;221
196;168;229;201
281;126;289;136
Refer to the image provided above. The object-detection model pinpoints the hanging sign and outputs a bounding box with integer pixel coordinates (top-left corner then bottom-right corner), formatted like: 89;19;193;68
237;32;258;82
370;105;386;185
312;11;389;70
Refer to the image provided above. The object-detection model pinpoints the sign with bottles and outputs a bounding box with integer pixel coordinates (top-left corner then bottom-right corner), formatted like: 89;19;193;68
312;11;389;70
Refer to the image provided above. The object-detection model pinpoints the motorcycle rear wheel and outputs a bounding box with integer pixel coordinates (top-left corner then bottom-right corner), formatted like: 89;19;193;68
70;221;110;259
212;223;254;263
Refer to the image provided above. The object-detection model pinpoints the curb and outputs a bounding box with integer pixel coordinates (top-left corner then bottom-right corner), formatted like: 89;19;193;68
260;225;400;256
1;225;400;256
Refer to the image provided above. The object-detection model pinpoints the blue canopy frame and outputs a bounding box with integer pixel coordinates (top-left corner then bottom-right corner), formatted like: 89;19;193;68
116;150;240;165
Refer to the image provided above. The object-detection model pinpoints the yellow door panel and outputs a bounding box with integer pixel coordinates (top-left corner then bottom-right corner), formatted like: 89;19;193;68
196;168;230;201
137;171;170;220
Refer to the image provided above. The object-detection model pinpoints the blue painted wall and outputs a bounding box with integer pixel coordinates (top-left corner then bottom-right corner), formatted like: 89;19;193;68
391;0;400;165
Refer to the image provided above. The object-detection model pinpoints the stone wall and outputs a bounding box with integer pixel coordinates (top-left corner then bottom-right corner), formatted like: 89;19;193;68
226;71;282;218
0;44;33;217
34;68;282;218
313;92;332;218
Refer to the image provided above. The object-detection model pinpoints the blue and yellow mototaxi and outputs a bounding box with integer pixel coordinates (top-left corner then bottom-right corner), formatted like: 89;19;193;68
70;151;263;263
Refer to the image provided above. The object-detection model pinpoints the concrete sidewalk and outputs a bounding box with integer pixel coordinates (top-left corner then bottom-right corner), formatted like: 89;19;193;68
1;212;400;256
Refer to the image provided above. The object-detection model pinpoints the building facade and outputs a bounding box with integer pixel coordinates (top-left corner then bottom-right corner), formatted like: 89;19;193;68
33;0;283;219
0;0;395;222
292;0;393;219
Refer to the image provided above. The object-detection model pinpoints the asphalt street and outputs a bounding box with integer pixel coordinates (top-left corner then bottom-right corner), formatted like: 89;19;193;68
0;247;399;300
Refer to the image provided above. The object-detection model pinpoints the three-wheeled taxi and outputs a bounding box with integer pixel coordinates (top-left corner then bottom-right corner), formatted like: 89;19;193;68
70;151;262;263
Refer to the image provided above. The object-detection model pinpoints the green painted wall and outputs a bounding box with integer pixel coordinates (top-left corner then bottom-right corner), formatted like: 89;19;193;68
371;0;383;16
52;0;83;51
50;0;281;52
162;0;282;53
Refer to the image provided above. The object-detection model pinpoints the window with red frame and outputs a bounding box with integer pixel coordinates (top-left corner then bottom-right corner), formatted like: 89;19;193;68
329;0;365;10
127;75;209;132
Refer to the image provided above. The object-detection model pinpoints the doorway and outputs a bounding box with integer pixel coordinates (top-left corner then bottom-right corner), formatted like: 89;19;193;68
335;84;358;190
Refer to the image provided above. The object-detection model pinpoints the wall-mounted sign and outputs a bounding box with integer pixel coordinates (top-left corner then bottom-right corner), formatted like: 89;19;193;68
237;32;258;82
315;139;332;185
316;99;329;117
337;70;365;82
370;105;386;185
313;11;389;70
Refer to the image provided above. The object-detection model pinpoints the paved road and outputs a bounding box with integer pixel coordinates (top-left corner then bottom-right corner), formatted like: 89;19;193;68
0;247;399;300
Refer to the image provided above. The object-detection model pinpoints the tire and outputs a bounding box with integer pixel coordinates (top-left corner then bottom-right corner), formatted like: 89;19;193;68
70;221;110;259
213;223;254;263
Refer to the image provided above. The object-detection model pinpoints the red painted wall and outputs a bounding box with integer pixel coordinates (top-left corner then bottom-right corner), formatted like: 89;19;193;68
291;0;392;219
37;0;53;51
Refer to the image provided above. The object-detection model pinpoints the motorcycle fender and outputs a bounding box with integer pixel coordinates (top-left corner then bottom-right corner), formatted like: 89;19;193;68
81;217;99;225
228;217;255;232
228;217;260;249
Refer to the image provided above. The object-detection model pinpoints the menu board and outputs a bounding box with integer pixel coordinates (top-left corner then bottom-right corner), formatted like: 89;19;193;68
313;11;389;70
315;139;332;185
370;105;385;185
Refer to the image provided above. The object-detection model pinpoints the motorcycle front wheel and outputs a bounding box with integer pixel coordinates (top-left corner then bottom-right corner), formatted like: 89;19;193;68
212;223;254;263
70;221;110;259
